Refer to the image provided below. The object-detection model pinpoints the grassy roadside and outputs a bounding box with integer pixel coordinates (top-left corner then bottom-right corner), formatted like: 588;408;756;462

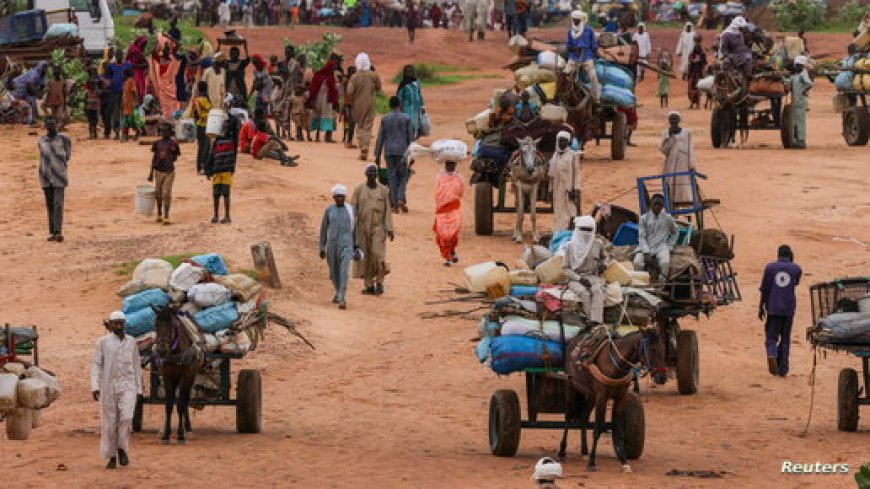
113;15;205;49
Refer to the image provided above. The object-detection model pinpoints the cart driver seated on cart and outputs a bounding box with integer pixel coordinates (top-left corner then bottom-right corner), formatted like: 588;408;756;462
633;194;679;284
718;16;753;86
564;10;601;102
562;215;609;325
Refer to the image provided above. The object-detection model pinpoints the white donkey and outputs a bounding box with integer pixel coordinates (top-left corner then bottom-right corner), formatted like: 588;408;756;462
509;136;547;243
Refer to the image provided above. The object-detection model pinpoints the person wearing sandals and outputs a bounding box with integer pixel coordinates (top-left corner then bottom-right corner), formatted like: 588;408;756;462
148;123;180;225
205;115;240;224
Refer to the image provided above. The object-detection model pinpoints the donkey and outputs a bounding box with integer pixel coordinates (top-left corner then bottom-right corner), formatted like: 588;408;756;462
151;305;204;445
508;136;547;243
560;327;668;473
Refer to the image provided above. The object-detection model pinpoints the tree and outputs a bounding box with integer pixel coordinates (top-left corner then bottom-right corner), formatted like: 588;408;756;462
769;0;826;32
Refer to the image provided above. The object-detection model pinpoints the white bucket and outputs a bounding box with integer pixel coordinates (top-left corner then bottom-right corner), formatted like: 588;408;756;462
135;185;155;216
206;109;228;137
175;118;195;142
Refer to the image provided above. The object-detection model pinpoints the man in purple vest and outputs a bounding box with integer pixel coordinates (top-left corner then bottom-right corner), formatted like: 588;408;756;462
758;244;802;377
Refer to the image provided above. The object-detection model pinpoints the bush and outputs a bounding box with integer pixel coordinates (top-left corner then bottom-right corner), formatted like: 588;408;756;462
837;0;867;29
770;0;826;32
284;32;342;72
49;49;88;119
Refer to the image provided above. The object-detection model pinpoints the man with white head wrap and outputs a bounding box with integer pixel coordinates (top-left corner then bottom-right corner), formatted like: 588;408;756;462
660;111;696;206
633;194;679;283
562;215;609;324
787;55;813;149
91;311;142;469
564;10;600;101
675;22;695;79
346;53;382;161
633;23;652;80
548;131;582;232
718;16;752;81
320;184;359;309
352;164;394;295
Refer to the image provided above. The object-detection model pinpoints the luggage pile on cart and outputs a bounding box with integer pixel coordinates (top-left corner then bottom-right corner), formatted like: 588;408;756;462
805;277;870;432
116;253;267;358
1;325;62;440
824;48;870;146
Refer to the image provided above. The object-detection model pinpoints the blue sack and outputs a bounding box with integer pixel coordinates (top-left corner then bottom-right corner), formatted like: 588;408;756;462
477;145;512;166
194;302;239;333
122;288;170;314
191;253;229;276
548;229;573;254
475;335;493;363
510;285;539;297
612;222;639;246
601;85;636;108
835;71;854;91
595;60;635;90
124;307;156;337
490;335;564;375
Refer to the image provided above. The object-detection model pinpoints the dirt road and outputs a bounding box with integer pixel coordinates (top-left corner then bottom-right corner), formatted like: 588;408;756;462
2;26;867;488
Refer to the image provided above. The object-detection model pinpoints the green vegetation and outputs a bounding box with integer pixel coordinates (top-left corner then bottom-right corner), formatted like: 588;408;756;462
770;0;826;32
115;253;200;277
284;32;342;71
375;91;389;115
113;15;205;51
390;63;496;88
836;0;867;29
49;49;88;119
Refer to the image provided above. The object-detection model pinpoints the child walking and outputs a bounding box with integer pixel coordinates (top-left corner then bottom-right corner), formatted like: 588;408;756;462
290;84;310;141
657;50;672;108
43;67;69;129
205;116;240;224
84;67;105;139
121;68;140;141
148;123;181;225
191;80;213;174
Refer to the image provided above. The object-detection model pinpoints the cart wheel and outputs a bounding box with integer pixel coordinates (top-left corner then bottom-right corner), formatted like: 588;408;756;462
780;103;796;148
132;395;144;433
711;107;735;148
474;182;494;236
488;389;521;457
236;369;262;434
676;330;699;395
837;368;859;432
843;106;870;146
622;391;645;460
611;112;626;161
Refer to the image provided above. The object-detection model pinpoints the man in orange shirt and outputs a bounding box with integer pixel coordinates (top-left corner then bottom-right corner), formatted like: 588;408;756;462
120;68;140;142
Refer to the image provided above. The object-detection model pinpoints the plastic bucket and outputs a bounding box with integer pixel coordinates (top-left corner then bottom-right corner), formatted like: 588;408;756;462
175;118;195;142
135;185;155;216
206;109;228;137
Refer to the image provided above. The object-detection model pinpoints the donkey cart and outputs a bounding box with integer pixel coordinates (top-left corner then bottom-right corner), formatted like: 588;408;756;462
833;88;869;147
489;368;645;460
806;277;870;432
133;352;262;434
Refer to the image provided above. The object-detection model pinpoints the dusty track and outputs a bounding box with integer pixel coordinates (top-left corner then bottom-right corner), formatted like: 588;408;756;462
1;26;867;488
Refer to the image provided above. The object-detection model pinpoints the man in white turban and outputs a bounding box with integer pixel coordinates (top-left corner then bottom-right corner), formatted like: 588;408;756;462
660;111;696;206
91;311;142;469
718;16;752;81
787;55;813;149
352;164;394;295
562;215;609;324
347;53;382;161
547;131;581;232
320;184;358;309
564;10;600;101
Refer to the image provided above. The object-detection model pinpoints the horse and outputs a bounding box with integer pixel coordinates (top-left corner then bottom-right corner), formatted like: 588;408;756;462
559;327;668;473
558;72;598;149
151;305;204;445
508;136;547;243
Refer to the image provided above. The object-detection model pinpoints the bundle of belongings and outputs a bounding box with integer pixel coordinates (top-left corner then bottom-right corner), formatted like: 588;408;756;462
833;54;870;93
116;253;266;362
808;312;870;346
1;330;62;439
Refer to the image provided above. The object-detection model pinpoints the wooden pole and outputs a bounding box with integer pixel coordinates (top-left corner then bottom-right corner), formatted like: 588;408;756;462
250;242;282;289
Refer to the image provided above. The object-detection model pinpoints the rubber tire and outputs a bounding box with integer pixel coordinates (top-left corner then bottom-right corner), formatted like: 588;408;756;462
843;106;870;146
780;103;796;148
488;389;521;457
236;369;262;434
622;391;645;459
711;108;724;148
676;330;699;395
474;182;494;236
611;112;626;161
837;368;859;432
132;395;144;433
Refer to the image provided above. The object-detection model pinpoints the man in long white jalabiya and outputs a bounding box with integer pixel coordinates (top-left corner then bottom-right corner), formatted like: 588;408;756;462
562;215;609;324
660;111;696;207
91;311;142;469
548;131;582;232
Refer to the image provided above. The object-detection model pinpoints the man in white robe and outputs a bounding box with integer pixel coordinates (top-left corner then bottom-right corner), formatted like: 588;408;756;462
562;215;609;324
660;111;696;207
91;311;142;469
548;131;581;232
675;22;695;79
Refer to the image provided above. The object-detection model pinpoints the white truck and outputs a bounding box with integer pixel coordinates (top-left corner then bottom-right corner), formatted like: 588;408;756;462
31;0;114;55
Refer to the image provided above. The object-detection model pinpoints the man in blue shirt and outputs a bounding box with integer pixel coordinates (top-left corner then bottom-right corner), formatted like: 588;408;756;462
564;10;600;101
104;49;131;140
758;244;802;377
